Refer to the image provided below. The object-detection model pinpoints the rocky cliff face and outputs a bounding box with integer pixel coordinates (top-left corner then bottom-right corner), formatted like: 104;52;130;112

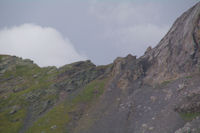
1;2;200;133
142;2;200;84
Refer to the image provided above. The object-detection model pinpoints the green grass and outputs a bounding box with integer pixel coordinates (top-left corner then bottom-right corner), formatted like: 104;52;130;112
0;57;108;133
3;64;39;79
3;64;57;81
0;56;3;61
180;112;200;121
185;75;193;79
0;108;27;133
0;73;54;109
0;64;59;133
161;80;171;86
26;78;108;133
0;76;56;133
26;102;70;133
73;79;107;104
0;55;7;62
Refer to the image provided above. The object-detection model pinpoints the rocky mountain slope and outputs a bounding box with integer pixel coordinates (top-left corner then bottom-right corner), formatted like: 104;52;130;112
1;2;200;133
143;2;200;84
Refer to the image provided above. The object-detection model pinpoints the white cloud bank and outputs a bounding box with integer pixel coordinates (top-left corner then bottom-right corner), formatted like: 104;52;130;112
0;24;87;67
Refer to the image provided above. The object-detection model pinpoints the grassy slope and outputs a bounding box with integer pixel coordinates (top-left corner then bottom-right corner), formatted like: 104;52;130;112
26;78;108;133
180;112;200;121
0;55;110;133
0;63;58;133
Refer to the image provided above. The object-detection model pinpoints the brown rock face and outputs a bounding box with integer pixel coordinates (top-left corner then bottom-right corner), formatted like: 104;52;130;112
142;2;200;84
112;54;144;89
175;89;200;113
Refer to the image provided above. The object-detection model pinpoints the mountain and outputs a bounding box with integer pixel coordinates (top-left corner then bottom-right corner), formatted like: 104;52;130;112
143;2;200;84
1;2;200;133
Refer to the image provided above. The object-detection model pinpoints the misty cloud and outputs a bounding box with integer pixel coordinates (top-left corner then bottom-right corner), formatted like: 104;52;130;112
90;2;170;56
0;24;87;67
110;24;169;56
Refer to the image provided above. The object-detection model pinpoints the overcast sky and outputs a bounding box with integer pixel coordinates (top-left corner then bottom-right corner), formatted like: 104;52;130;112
0;0;198;67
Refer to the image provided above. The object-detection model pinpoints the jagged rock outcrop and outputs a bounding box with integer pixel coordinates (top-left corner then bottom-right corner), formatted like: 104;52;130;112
142;2;200;84
112;54;144;89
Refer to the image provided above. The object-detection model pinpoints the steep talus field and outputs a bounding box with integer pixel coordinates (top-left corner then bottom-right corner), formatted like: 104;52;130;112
1;2;200;133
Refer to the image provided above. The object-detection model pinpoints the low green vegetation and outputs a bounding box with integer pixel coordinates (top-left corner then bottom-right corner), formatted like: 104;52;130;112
180;112;200;121
73;79;107;104
0;62;59;133
26;78;108;133
0;56;109;133
0;108;26;133
161;80;171;86
26;102;70;133
0;55;7;61
185;75;193;79
0;56;3;61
